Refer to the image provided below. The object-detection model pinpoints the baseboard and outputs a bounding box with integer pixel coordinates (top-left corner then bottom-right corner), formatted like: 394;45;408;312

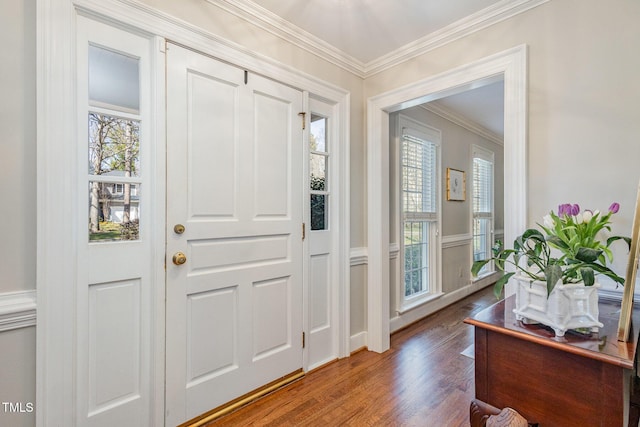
349;331;367;353
390;281;491;333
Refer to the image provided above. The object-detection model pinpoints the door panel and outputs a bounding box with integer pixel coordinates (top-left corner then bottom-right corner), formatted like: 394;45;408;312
307;99;338;370
165;43;303;426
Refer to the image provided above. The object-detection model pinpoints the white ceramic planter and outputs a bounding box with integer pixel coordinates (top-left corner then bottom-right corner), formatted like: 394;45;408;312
513;274;603;337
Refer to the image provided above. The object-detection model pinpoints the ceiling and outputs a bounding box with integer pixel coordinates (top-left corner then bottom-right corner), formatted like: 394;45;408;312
249;0;504;64
242;0;509;139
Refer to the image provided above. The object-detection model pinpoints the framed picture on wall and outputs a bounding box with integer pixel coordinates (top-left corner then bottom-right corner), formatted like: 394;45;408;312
446;168;465;201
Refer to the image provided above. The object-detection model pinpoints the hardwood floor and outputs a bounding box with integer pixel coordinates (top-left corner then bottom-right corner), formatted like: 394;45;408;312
207;287;496;427
206;286;497;427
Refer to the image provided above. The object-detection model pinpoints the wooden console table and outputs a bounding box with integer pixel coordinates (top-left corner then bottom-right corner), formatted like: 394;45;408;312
465;295;640;426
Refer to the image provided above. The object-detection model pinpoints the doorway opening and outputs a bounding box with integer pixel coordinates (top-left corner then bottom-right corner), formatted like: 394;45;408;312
366;45;528;352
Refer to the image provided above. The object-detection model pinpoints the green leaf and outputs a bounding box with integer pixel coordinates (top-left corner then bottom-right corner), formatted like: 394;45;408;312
607;235;631;251
544;264;563;296
493;272;515;299
546;235;567;249
575;247;601;263
471;259;490;277
522;228;545;242
580;267;595;286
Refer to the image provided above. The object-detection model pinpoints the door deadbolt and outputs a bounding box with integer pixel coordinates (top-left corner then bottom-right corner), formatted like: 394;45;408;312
172;252;187;265
174;224;185;234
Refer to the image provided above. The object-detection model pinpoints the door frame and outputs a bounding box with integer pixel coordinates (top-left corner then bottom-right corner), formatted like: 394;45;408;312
366;45;528;353
36;1;351;425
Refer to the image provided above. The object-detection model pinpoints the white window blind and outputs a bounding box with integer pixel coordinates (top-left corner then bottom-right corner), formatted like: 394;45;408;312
402;131;437;220
473;157;493;217
472;147;494;271
400;122;439;302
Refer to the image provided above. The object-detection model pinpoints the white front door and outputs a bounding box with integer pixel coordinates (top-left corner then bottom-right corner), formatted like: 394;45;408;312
165;44;304;425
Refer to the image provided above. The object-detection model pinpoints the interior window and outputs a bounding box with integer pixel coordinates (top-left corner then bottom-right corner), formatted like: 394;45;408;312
472;146;494;276
399;118;440;307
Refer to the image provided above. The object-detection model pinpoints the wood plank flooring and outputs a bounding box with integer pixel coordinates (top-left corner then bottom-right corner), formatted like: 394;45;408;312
206;286;497;427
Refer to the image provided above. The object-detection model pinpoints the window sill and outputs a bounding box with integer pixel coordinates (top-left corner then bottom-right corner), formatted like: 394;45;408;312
398;291;445;315
472;271;501;286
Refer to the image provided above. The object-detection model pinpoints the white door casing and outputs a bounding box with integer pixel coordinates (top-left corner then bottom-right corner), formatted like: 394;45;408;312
38;2;351;426
165;43;304;425
366;45;528;353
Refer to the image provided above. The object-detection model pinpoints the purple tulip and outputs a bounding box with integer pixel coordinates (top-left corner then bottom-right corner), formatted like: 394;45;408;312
571;204;580;216
609;202;620;214
558;204;571;216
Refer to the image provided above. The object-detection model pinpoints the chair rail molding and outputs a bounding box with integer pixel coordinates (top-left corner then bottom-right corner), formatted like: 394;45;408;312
0;290;37;332
367;44;528;353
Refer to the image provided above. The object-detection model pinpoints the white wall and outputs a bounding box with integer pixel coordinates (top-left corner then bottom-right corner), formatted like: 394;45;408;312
365;0;640;287
0;0;37;425
7;0;640;422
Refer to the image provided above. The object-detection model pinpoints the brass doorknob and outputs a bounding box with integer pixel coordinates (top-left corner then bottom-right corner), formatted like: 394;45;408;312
172;252;187;265
174;224;185;234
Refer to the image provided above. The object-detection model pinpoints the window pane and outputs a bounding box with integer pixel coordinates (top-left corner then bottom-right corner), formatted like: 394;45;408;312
404;220;429;297
402;134;436;214
89;181;140;242
473;157;493;213
89;113;141;177
472;151;494;275
310;115;327;152
310;194;327;230
89;45;140;112
310;154;326;191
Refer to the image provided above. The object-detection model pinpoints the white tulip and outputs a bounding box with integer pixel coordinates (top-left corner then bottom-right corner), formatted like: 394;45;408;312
543;214;554;228
575;213;583;224
582;210;593;223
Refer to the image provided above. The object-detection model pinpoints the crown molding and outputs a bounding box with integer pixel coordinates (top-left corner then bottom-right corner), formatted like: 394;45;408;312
206;0;366;78
420;103;503;146
210;0;548;78
364;0;548;77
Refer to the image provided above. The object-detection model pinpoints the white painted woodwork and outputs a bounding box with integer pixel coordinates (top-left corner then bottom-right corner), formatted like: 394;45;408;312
306;98;339;370
366;45;528;353
165;43;303;426
39;3;350;425
76;15;155;427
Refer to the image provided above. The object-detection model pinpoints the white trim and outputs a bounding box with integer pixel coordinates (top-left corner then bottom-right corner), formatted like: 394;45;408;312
349;331;367;353
389;243;400;260
74;0;350;102
365;0;547;77
0;291;37;332
37;0;77;425
350;247;368;266
442;233;473;249
206;0;365;77
367;45;528;353
421;103;503;146
39;2;352;424
202;0;547;78
395;114;443;316
390;281;490;333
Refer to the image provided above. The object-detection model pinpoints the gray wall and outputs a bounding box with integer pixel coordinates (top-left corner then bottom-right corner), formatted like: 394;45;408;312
388;106;504;317
5;1;640;422
0;1;37;425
